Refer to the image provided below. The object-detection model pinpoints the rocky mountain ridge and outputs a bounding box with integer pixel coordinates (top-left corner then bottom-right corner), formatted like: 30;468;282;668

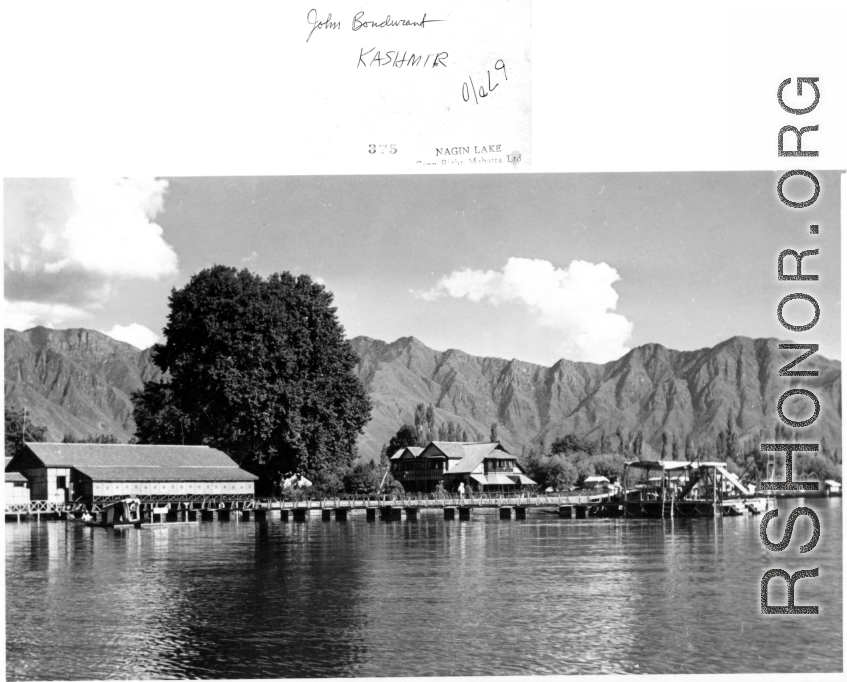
4;327;162;441
4;327;841;461
350;334;841;460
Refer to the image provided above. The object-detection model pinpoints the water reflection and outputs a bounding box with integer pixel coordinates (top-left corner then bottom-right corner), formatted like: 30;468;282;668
5;500;842;679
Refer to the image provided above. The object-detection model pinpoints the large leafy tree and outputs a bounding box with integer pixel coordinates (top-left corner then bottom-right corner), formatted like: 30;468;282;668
131;266;371;493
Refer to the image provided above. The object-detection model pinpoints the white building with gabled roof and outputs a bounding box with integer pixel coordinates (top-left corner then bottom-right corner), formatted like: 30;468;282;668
6;442;258;503
389;440;536;493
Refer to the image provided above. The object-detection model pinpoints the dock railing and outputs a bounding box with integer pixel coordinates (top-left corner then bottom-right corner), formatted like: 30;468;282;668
254;490;611;510
5;490;615;519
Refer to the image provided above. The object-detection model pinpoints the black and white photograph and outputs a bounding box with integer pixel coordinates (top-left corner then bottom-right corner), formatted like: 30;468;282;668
3;171;842;677
2;1;845;680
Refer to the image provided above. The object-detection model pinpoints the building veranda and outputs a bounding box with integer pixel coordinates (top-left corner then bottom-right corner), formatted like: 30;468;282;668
390;441;536;493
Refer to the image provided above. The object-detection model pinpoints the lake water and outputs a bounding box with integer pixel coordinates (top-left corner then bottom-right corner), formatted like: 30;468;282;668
5;498;842;679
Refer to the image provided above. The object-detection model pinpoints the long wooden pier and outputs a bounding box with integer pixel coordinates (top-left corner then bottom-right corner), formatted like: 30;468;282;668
5;493;617;524
259;493;617;521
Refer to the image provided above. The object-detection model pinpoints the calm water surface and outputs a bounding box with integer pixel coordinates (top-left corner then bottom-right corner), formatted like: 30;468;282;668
5;498;842;678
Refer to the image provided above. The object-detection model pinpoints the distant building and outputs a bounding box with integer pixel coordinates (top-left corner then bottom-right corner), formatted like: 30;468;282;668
582;475;611;490
6;443;258;503
390;441;535;493
5;456;31;504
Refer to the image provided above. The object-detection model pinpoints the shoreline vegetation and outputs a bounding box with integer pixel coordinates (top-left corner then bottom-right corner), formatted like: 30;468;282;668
5;267;842;498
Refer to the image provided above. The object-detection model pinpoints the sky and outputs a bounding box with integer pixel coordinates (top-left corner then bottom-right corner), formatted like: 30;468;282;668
3;173;841;364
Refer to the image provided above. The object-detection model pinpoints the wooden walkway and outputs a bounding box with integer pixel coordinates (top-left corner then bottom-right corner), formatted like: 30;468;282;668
5;493;616;522
261;492;612;510
4;501;67;521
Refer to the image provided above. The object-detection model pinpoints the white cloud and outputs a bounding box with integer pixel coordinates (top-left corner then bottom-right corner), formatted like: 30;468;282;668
242;251;258;263
418;257;633;363
3;300;91;330
102;323;160;349
58;178;177;279
6;178;177;282
4;177;179;329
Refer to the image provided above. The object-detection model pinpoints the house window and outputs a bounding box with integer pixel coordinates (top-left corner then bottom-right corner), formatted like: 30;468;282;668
56;475;67;489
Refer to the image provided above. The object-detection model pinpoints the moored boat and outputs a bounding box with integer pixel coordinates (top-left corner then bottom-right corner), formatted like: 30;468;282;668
85;497;143;528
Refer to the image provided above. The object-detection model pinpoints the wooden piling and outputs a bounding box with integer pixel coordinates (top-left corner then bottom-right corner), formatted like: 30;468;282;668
335;508;348;521
366;508;376;522
444;507;456;520
499;507;512;520
712;466;718;516
515;506;527;519
458;507;471;520
558;505;573;519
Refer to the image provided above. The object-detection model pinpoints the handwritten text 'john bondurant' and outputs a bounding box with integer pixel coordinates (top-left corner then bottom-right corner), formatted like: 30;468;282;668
307;9;445;43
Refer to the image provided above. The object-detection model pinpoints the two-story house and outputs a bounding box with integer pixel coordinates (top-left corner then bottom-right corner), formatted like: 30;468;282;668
390;441;535;493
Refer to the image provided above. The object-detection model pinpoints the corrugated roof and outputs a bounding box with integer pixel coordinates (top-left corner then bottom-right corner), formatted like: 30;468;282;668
425;441;472;459
483;451;517;460
509;474;536;485
5;471;28;483
72;465;258;482
25;443;241;468
14;443;258;484
389;446;423;460
481;473;517;486
447;444;501;474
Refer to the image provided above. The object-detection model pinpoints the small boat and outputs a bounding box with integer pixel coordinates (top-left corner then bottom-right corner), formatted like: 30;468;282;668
85;498;143;528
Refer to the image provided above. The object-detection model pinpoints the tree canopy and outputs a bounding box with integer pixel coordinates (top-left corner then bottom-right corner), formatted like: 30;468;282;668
5;406;48;459
343;461;383;494
62;433;121;444
384;424;418;455
550;434;596;457
131;266;371;493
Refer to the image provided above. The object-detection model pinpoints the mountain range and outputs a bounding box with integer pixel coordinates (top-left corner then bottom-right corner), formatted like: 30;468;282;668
4;327;841;462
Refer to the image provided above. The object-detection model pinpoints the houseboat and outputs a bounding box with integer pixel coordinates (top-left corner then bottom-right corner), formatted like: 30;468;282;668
621;460;769;518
